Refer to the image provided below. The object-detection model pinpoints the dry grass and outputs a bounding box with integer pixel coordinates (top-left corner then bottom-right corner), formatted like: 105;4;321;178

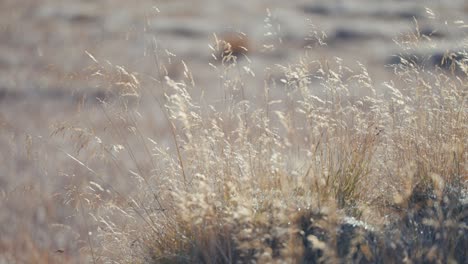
80;21;466;263
2;14;467;264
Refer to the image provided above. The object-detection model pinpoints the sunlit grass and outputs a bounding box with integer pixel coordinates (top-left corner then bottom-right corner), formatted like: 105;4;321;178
57;18;466;263
2;12;466;264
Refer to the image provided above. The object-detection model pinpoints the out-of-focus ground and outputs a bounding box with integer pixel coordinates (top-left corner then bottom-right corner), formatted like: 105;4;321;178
0;0;467;262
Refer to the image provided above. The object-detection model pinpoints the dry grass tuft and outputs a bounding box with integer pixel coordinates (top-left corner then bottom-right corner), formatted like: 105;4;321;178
8;12;466;264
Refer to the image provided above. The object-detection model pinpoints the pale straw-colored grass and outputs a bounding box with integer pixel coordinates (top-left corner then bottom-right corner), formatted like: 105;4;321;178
8;13;464;264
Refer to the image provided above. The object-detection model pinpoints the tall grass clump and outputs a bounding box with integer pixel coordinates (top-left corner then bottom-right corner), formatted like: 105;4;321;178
59;18;466;263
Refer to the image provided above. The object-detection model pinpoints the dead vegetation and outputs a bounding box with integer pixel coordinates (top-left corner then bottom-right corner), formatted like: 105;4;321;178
1;8;467;264
68;19;466;264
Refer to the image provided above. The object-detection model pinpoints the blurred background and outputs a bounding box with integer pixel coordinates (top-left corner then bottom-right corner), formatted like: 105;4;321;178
0;0;467;262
